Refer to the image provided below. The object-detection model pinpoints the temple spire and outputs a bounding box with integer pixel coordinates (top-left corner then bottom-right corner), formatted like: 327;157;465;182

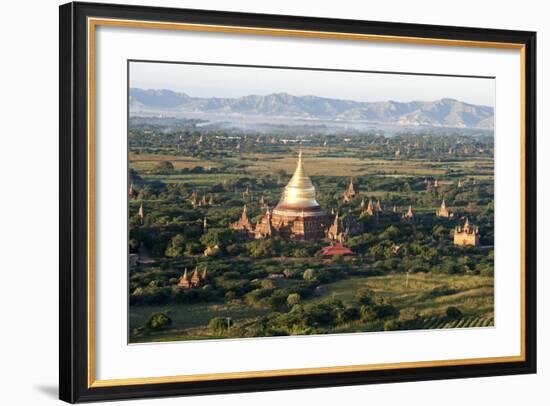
276;149;318;208
403;205;414;220
138;202;144;224
294;148;305;179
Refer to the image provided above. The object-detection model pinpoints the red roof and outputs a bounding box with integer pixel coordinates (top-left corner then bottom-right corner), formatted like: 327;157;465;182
321;243;354;256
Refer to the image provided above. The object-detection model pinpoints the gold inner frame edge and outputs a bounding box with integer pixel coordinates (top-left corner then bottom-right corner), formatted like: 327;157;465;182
86;17;527;388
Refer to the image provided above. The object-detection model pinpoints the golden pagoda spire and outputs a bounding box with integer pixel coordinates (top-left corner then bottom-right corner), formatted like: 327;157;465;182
277;149;319;208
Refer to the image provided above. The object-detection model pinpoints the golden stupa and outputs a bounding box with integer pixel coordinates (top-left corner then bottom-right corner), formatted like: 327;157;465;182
270;150;329;241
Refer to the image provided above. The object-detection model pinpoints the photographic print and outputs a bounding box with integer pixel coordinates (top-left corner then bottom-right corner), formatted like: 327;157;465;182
60;5;536;401
127;61;495;344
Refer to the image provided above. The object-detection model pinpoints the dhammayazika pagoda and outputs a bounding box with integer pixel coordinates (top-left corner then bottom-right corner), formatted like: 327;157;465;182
270;150;330;240
231;150;330;241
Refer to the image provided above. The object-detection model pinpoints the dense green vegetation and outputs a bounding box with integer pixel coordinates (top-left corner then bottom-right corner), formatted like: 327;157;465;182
128;118;494;343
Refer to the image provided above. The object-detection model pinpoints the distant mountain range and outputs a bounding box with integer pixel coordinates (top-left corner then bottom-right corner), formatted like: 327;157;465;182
129;88;494;129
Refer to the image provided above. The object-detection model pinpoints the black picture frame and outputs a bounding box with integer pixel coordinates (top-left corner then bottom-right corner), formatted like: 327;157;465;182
59;1;537;403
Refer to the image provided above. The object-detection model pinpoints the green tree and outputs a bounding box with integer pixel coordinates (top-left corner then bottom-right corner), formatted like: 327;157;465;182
147;312;172;331
248;239;276;258
433;225;449;241
200;228;234;249
287;293;301;306
432;259;458;275
375;303;399;319
155;160;175;172
261;279;275;290
292;248;309;258
303;268;316;281
165;234;185;258
380;225;401;241
446;306;463;320
183;242;201;255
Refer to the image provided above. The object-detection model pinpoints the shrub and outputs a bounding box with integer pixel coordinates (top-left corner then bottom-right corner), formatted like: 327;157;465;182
147;312;172;331
268;290;289;310
261;279;275;290
356;287;375;306
208;317;232;335
224;291;237;302
375;303;399;319
292;248;309;258
244;289;271;306
359;305;377;322
384;320;400;331
446;306;463;320
432;259;459;275
303;268;316;281
340;306;360;322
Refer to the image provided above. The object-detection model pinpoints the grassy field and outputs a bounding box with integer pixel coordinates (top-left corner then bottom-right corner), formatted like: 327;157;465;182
129;152;222;170
130;150;493;180
141;173;241;186
245;154;493;178
315;273;494;318
130;303;268;343
130;272;494;343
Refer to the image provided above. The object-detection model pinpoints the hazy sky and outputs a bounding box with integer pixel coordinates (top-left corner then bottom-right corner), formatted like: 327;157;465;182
130;61;495;107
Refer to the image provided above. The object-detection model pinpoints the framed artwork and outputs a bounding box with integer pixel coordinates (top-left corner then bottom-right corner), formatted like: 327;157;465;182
59;1;537;403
